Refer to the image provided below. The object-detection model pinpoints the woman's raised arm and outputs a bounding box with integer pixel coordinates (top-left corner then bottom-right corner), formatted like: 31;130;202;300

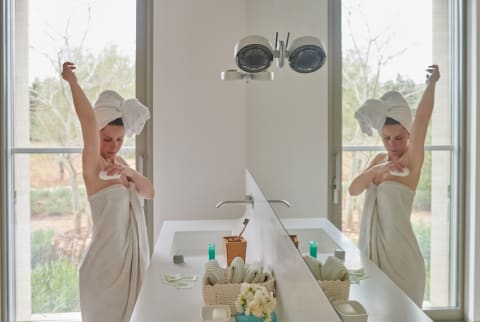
407;65;440;168
62;62;100;177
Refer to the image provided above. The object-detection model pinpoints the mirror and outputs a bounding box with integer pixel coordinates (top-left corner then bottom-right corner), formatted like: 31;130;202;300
244;0;333;263
246;0;458;313
244;0;346;310
245;0;330;222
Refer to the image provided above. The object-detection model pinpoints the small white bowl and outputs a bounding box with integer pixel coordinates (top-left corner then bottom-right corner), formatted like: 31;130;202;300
201;305;231;322
333;300;368;322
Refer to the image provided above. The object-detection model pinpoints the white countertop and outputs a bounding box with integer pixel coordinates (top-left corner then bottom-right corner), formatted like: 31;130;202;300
130;219;239;322
131;217;433;322
281;217;433;322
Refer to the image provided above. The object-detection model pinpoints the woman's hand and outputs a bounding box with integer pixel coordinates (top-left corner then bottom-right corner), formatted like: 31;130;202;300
104;163;136;179
426;64;440;85
61;62;77;83
373;160;405;176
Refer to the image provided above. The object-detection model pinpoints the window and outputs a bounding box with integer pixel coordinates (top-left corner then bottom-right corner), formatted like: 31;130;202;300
340;0;462;318
3;0;137;320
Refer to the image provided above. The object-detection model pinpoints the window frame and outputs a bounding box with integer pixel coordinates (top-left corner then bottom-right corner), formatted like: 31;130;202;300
1;0;14;321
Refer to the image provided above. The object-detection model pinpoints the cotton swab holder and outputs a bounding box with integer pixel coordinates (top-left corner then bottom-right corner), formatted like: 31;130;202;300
223;236;247;266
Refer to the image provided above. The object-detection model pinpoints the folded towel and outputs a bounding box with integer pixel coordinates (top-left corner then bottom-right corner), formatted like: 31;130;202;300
203;260;226;286
244;262;263;283
354;91;412;136
227;257;245;283
303;255;323;280
348;268;368;284
163;274;197;289
322;256;349;281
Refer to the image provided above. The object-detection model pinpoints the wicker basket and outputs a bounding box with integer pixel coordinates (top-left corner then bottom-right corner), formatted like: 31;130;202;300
318;280;350;302
203;278;275;315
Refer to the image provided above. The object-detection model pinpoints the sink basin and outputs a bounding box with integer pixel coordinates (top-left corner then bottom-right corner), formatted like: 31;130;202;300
170;230;232;256
287;228;340;255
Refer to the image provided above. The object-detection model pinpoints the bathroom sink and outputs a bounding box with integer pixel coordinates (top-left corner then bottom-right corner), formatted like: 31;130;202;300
170;230;232;256
287;228;340;255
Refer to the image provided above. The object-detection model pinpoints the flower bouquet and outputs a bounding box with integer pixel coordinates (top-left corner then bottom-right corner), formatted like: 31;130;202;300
234;283;277;322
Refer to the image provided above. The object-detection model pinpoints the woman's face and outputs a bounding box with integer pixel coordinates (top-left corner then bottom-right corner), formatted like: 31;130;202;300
99;125;125;161
381;124;409;159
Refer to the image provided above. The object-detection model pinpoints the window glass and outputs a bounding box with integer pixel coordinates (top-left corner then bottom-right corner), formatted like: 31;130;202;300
10;0;136;320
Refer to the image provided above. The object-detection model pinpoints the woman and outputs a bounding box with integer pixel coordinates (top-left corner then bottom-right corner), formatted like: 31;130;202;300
348;65;440;307
62;62;154;322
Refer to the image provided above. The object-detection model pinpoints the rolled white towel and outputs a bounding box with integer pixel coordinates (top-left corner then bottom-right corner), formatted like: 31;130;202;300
227;257;245;284
260;270;273;283
303;255;323;280
322;256;349;281
244;262;263;283
203;260;226;286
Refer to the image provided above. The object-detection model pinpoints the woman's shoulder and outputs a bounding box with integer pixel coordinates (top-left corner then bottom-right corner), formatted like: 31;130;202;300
371;152;387;164
363;152;387;171
115;155;129;166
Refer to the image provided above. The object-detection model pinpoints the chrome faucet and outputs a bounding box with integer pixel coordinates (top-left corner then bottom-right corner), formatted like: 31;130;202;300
216;195;254;208
267;199;291;207
216;195;291;208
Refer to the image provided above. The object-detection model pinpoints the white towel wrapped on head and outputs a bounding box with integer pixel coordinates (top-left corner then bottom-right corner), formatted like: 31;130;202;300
94;90;150;137
354;91;413;136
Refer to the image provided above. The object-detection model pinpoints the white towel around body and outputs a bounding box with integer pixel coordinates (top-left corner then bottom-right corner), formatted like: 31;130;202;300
79;183;149;322
359;181;425;307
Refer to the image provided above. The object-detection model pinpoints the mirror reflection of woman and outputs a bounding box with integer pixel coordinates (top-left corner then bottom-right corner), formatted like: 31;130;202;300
348;65;440;307
62;62;154;322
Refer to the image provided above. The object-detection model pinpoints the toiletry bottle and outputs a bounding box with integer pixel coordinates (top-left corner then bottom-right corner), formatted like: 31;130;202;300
208;243;215;260
310;240;318;258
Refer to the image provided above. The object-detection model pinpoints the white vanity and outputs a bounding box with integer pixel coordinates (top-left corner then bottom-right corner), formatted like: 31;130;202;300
131;173;433;322
129;219;240;322
130;218;433;322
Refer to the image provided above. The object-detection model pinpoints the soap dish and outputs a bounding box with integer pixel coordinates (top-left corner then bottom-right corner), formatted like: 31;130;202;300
201;304;231;322
333;300;368;322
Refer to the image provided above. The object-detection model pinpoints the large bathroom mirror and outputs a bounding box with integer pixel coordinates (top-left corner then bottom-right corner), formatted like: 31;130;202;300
246;0;462;319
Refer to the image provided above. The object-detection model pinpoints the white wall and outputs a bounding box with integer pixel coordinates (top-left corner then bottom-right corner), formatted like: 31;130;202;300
151;0;330;241
246;0;330;219
152;0;248;240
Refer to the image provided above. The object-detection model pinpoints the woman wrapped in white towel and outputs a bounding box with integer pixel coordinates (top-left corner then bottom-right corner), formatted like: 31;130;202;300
348;65;440;307
62;62;154;322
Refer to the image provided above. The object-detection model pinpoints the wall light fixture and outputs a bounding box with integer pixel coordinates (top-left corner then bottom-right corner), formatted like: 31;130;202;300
221;32;326;81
